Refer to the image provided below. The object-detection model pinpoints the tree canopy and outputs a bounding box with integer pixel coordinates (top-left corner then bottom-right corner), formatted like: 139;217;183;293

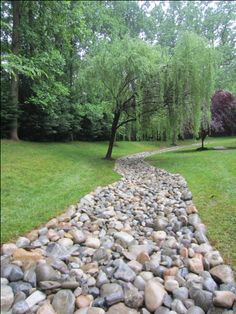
1;1;235;157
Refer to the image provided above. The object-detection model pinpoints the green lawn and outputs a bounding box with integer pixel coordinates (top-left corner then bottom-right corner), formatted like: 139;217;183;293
147;137;236;270
1;140;171;243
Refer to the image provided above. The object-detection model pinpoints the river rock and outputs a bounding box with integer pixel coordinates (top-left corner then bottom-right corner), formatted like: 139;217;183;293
36;300;56;314
213;290;236;308
145;279;167;312
25;290;46;309
85;237;101;249
106;302;139;314
52;290;75;314
100;283;124;305
210;265;235;283
114;232;135;247
2;243;18;256
35;263;60;283
1;284;14;311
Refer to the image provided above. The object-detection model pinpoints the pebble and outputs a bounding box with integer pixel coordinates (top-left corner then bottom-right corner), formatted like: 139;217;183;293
1;284;14;311
85;237;101;249
145;279;167;312
210;265;235;283
36;300;56;314
52;289;75;314
25;290;46;309
213;290;236;308
1;150;235;313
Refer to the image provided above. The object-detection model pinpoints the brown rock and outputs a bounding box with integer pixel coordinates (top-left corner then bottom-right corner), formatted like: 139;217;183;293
12;248;43;269
187;205;198;214
144;278;167;312
27;230;39;241
36;301;56;314
46;218;58;229
87;307;105;314
180;247;188;258
106;302;139;314
210;264;235;283
81;262;99;274
188;255;204;274
164;267;179;279
213;291;236;308
1;243;17;256
76;295;92;308
136;252;150;264
127;260;143;273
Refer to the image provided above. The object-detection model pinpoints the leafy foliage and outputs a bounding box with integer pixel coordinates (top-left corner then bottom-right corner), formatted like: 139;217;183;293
211;90;236;135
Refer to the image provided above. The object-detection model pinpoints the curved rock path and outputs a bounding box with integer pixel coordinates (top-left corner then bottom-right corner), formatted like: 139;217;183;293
1;148;235;314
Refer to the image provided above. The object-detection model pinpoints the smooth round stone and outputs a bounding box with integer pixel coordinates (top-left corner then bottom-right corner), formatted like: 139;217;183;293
93;248;109;261
164;279;179;292
204;251;223;267
154;306;170;314
36;300;56;314
1;278;9;285
25;290;46;309
11;300;30;314
35;263;60;283
87;308;105;314
188;257;204;274
74;287;83;297
96;271;109;288
145;279;167;312
85;237;101;249
16;237;30;248
134;276;146;291
171;299;187;314
124;283;144;308
186;306;205;314
2;264;24;281
152;231;167;243
189;288;213;312
80;213;90;222
10;281;32;296
210;265;234;284
113;261;136;282
213;291;236;308
114;232;135;247
1;285;14;311
172;287;189;301
106;302;139;314
76;295;92;308
100;283;124;305
70;230;86;244
52;289;75;314
1;243;18;256
140;272;154;282
58;238;74;250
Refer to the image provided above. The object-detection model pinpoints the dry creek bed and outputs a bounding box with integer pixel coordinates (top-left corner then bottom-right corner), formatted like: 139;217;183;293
1;148;236;314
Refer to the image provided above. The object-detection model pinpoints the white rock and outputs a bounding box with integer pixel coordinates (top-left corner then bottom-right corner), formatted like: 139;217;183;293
25;290;46;309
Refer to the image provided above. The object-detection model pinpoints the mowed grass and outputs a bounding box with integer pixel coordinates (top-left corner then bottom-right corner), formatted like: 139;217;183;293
1;139;173;243
147;137;236;270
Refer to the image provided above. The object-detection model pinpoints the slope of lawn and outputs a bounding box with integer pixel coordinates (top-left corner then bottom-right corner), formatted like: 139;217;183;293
147;137;236;270
1;139;177;243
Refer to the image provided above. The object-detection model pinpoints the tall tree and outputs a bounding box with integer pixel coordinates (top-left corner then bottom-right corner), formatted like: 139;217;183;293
83;37;162;159
10;0;21;140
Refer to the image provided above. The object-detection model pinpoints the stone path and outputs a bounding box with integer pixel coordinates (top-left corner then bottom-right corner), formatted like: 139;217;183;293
1;148;236;314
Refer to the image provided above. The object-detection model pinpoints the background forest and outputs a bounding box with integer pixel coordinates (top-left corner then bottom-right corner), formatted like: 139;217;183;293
1;1;236;158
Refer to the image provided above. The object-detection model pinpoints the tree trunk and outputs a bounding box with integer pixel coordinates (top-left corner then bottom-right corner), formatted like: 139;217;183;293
105;110;120;160
10;0;21;140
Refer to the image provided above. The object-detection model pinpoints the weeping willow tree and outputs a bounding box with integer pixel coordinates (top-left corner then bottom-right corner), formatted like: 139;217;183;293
140;32;216;144
83;36;163;159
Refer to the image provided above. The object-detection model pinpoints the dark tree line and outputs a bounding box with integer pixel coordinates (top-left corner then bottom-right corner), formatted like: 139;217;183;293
1;1;235;158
